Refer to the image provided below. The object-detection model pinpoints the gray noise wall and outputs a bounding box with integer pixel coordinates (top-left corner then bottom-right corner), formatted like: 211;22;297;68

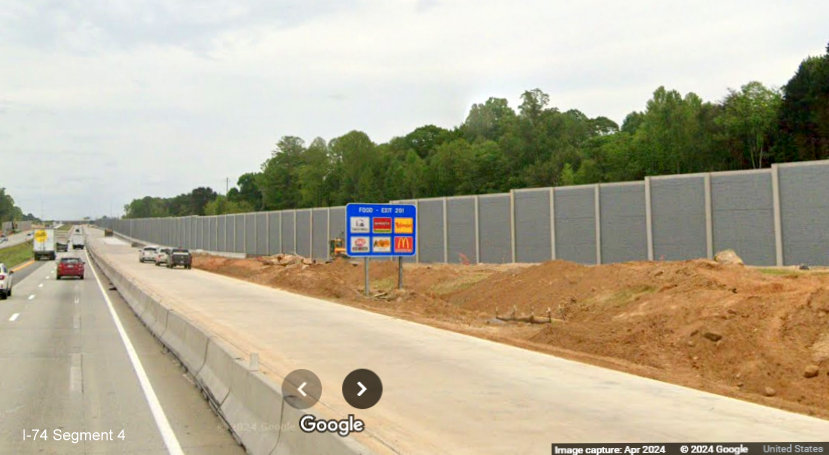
267;212;281;255
233;214;245;254
281;211;295;254
183;218;192;249
312;209;329;260
651;176;707;261
478;195;512;264
418;199;445;263
208;217;218;251
226;214;236;252
254;213;268;256
296;210;311;257
218;216;227;252
711;171;775;265
514;189;552;263
100;160;829;266
779;163;829;265
446;197;476;264
600;183;647;263
329;207;346;242
244;214;256;254
554;186;596;264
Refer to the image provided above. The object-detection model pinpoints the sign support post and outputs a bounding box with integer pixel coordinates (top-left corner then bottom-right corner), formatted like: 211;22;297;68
397;256;403;289
364;258;370;296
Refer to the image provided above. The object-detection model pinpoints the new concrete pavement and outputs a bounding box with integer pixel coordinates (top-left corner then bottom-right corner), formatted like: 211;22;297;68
0;238;243;453
89;228;829;455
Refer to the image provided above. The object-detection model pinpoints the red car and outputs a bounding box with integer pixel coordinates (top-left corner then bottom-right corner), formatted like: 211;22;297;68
57;257;85;280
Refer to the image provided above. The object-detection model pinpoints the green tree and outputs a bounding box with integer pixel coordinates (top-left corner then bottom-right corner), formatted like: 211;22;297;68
0;188;23;224
204;195;253;215
232;173;263;210
717;81;781;168
774;43;829;162
257;136;305;209
296;138;331;207
329;131;383;203
425;139;476;196
463;98;516;142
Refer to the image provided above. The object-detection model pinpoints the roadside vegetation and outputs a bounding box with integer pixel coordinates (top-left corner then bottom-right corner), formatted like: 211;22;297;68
122;43;829;218
0;188;39;227
0;241;33;268
56;224;72;232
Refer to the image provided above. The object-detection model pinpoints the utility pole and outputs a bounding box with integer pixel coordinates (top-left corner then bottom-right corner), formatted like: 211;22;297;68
226;178;229;195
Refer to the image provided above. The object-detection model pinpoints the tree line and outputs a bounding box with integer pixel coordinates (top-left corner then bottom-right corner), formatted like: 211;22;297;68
124;43;829;218
0;188;39;227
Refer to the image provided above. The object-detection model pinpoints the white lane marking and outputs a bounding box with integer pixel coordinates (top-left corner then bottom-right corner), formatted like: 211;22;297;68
87;252;184;455
73;314;80;330
70;353;82;393
9;313;19;322
74;297;80;304
38;283;43;288
27;294;34;301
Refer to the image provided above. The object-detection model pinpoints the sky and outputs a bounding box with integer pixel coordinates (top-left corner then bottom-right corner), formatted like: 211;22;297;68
0;0;827;219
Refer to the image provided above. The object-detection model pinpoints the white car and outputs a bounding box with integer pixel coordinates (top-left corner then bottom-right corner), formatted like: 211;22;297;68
139;245;159;263
0;263;14;299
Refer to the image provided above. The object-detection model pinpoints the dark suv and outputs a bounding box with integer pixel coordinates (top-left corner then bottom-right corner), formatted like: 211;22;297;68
168;248;192;269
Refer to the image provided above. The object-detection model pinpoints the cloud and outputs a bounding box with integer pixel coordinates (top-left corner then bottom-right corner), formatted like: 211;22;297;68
0;0;358;54
0;0;827;218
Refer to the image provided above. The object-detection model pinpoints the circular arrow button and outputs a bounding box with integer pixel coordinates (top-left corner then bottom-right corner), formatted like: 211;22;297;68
342;369;383;409
282;369;322;410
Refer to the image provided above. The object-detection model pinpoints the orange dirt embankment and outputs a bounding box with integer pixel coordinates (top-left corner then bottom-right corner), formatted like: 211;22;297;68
193;254;829;419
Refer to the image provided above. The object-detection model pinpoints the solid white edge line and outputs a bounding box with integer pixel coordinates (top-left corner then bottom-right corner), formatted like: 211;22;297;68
9;313;19;322
87;251;184;455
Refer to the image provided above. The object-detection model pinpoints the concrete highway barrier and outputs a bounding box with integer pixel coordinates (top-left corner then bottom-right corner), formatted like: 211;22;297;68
161;311;210;375
142;298;169;339
196;337;236;408
221;367;284;454
87;239;370;455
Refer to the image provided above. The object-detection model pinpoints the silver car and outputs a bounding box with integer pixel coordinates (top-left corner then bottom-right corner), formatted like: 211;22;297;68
0;263;14;299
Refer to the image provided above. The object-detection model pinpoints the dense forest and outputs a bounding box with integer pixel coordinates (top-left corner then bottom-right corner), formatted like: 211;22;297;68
124;44;829;219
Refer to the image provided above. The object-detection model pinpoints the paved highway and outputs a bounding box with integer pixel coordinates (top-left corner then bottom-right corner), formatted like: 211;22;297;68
92;228;829;455
0;230;243;453
0;229;32;250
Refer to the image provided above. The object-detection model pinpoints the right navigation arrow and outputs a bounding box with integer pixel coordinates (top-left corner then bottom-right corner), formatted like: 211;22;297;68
357;381;367;397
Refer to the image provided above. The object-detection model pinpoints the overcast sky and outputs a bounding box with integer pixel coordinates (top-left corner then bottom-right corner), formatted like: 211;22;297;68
0;0;826;219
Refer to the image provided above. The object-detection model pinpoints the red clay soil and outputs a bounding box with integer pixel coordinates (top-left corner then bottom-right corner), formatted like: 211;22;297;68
193;254;829;419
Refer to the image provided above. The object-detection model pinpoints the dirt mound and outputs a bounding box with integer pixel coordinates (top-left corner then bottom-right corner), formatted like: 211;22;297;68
193;254;829;419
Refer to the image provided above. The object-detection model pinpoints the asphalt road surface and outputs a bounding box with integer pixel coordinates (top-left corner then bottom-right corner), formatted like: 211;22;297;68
0;246;243;454
0;230;31;251
94;229;829;455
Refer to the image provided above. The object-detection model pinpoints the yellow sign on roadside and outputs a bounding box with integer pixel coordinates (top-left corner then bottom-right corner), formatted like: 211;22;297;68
34;230;47;242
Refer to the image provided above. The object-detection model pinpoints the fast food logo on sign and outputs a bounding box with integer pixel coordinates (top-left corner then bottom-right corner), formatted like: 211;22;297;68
394;217;413;234
372;237;391;253
350;236;370;253
373;217;392;234
394;236;414;254
350;217;370;233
